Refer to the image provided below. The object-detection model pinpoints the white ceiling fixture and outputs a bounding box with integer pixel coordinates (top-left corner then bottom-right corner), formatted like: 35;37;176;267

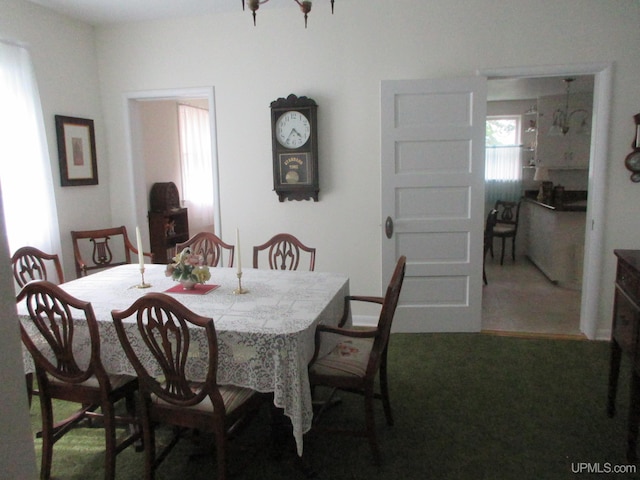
242;0;334;27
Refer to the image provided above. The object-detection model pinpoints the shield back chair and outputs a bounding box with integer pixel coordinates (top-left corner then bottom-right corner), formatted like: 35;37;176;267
491;200;522;265
483;209;498;285
111;293;264;480
11;246;65;406
174;231;234;267
71;225;153;278
18;280;140;480
308;255;407;465
252;233;316;271
12;246;64;288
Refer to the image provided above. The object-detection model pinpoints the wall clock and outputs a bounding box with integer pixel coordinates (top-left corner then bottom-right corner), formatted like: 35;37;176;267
624;113;640;182
270;94;319;202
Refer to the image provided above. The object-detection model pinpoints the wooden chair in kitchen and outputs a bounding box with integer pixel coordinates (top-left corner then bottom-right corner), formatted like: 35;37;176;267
71;225;153;278
308;255;406;465
18;280;140;480
111;293;265;480
174;231;234;267
252;233;316;271
483;209;498;285
491;200;521;265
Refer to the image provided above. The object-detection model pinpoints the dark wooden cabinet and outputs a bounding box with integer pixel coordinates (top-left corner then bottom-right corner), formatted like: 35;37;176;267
148;182;189;264
608;249;640;462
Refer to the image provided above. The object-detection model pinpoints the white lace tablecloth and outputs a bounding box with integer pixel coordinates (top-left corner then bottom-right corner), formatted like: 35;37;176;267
18;263;350;455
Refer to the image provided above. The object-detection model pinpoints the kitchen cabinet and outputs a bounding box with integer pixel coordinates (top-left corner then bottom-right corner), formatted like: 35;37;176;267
524;199;585;286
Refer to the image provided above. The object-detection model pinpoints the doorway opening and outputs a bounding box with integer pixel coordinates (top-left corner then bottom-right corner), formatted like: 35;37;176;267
124;87;222;258
480;63;612;340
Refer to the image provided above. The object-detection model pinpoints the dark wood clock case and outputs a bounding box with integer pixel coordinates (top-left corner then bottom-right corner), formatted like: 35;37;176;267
270;94;319;202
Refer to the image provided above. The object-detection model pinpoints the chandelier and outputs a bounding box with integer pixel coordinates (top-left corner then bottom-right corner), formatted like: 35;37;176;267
242;0;335;27
548;78;589;136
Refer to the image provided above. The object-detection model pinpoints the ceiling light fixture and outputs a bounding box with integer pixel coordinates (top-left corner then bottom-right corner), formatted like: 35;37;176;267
242;0;335;28
548;78;589;136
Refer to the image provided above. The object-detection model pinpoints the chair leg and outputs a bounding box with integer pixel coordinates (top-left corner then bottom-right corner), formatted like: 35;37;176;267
214;424;227;480
26;373;34;407
39;395;55;480
364;391;381;465
101;402;117;480
379;361;394;426
511;237;516;262
500;237;506;265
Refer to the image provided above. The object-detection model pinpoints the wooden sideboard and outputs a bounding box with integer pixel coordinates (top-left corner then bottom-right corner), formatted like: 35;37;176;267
608;249;640;462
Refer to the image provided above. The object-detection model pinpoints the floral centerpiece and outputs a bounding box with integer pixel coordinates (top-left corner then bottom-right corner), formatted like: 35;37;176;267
165;248;211;289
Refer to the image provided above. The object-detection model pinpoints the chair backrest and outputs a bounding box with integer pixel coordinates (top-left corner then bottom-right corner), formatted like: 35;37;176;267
494;200;521;230
369;255;406;375
11;246;64;287
111;293;225;411
17;280;108;387
252;233;316;271
174;231;234;267
71;225;150;278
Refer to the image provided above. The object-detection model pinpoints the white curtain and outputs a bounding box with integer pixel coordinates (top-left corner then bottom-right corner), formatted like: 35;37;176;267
178;104;214;231
485;145;522;207
0;40;61;256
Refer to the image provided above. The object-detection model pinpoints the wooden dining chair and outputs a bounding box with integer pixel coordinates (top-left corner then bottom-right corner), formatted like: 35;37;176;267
491;200;521;265
483;209;498;285
111;293;265;480
71;225;153;278
174;231;234;267
308;255;406;465
18;280;140;480
252;233;316;271
11;246;64;288
11;246;65;407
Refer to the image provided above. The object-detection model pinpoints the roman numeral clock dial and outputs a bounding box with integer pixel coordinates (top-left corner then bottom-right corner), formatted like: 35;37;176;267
270;94;319;202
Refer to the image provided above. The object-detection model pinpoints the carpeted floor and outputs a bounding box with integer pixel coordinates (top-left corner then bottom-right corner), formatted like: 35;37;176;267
29;333;640;479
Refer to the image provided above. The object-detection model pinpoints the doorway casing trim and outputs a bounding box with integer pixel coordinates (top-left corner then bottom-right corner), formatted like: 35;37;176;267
478;62;613;340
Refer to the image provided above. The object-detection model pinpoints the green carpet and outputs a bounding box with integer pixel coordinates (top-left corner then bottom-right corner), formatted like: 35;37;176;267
28;333;640;479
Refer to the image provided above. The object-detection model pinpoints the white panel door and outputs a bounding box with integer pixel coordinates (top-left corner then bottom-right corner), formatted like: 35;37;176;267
381;77;487;332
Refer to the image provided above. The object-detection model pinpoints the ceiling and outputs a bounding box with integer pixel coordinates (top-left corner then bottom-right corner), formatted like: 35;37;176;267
26;0;295;25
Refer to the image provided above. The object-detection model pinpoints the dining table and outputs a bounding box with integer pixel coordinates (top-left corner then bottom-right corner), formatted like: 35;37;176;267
18;263;350;456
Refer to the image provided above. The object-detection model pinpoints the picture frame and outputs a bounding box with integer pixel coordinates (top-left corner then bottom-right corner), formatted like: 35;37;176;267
55;115;98;186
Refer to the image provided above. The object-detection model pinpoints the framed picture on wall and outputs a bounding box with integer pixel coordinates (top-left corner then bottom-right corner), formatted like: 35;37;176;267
55;115;98;186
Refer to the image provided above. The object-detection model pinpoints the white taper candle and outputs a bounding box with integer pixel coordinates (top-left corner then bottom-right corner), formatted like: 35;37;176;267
236;228;242;274
135;226;145;269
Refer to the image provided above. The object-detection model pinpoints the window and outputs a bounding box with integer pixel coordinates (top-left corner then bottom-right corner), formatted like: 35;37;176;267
485;116;522;181
0;41;61;256
178;104;214;231
484;115;523;205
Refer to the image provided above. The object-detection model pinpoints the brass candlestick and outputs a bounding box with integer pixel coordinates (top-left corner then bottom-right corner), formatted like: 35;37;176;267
136;267;151;289
233;271;248;294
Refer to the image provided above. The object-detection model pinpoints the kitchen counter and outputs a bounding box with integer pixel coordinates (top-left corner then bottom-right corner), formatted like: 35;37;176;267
523;190;587;212
522;197;586;287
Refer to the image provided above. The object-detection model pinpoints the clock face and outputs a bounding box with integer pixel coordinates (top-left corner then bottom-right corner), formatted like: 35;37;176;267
276;111;310;149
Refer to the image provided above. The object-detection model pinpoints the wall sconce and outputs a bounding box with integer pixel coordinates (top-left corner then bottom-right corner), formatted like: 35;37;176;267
548;78;589;136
